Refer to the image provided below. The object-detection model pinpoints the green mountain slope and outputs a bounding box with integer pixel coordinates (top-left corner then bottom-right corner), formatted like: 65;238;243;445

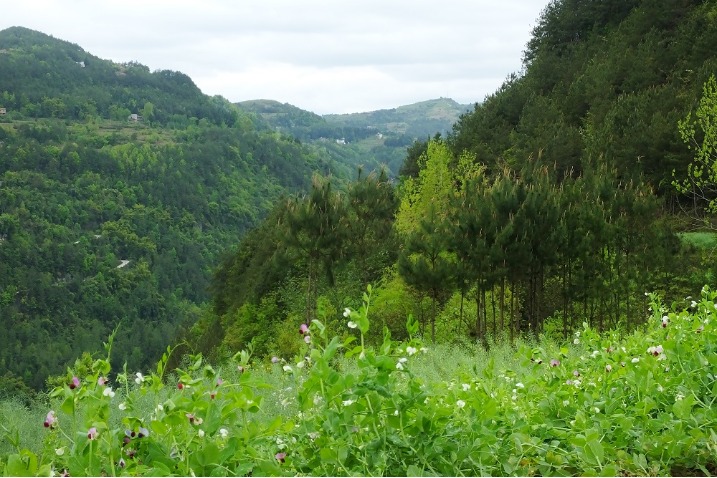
0;27;346;390
449;0;717;197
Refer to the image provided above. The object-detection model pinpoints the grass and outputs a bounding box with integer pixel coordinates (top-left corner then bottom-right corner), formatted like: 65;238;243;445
678;230;717;250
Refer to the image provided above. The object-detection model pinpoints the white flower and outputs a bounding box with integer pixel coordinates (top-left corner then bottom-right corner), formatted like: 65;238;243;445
456;400;466;409
296;361;305;369
156;404;164;412
343;308;351;317
406;346;417;356
573;338;580;345
515;382;524;389
420;347;428;353
103;387;115;398
342;399;355;406
282;365;293;373
594;407;600;414
591;350;600;358
462;383;471;391
118;402;127;411
304;335;311;344
134;372;144;385
562;400;570;406
690;301;698;308
631;357;640;363
675;393;684;401
657;385;664;392
396;362;404;370
219;428;228;438
55;447;65;456
313;394;323;405
197;429;205;438
347;321;358;329
308;432;319;440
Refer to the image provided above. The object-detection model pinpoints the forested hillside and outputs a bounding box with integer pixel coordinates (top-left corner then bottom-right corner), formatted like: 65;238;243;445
198;0;717;363
0;27;350;392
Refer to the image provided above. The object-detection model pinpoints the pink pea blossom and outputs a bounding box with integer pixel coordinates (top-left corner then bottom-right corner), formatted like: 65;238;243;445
299;323;309;335
275;452;287;463
87;427;98;440
43;411;57;428
550;359;560;367
69;376;80;390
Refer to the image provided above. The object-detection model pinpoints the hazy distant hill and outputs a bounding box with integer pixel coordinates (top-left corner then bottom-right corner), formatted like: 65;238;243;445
324;98;471;137
237;98;471;174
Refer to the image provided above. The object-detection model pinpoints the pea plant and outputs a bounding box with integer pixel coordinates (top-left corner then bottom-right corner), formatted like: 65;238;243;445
1;285;716;476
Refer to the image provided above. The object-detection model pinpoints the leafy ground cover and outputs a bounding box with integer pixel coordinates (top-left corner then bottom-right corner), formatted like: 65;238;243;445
1;286;716;476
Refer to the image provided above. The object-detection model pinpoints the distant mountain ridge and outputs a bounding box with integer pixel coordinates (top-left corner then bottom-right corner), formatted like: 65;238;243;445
323;97;471;136
236;98;471;173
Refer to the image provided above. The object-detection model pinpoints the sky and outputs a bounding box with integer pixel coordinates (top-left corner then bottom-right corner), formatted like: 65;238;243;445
1;1;549;115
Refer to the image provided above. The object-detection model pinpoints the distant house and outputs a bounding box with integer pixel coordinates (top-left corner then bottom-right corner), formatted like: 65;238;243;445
0;107;6;115
128;113;141;122
336;138;346;145
76;61;85;68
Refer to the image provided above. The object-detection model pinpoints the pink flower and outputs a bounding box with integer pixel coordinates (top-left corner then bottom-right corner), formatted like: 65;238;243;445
550;359;560;367
97;377;108;386
299;323;309;335
87;427;98;440
216;378;223;387
662;316;669;328
43;411;57;428
69;376;80;390
605;364;612;373
573;370;580;377
275;452;287;463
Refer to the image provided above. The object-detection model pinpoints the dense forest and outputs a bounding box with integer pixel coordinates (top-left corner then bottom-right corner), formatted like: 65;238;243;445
2;0;717;395
196;0;717;363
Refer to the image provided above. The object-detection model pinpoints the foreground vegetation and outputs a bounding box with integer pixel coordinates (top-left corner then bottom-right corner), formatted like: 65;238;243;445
1;285;715;476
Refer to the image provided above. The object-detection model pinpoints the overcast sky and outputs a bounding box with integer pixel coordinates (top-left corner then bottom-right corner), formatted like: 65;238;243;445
1;1;549;114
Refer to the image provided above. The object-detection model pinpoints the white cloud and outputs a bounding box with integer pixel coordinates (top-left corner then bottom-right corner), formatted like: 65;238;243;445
1;0;548;114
